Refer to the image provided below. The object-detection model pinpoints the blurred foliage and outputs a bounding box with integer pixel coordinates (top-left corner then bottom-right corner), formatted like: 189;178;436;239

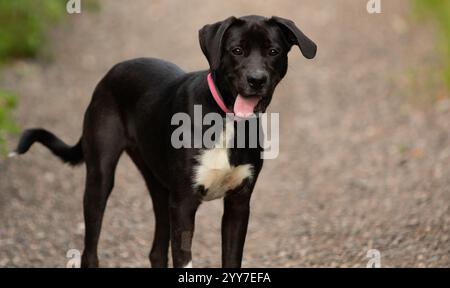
0;0;98;155
0;0;66;155
0;0;66;63
414;0;450;89
0;90;19;155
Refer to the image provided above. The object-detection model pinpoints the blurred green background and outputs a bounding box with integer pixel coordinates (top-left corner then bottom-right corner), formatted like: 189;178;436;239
0;0;65;63
0;0;65;154
0;0;97;155
414;0;450;88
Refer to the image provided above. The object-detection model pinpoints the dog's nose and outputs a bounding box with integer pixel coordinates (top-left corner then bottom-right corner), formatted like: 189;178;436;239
247;71;268;90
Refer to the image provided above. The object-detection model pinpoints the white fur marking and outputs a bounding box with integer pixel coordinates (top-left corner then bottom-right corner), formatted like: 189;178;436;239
8;152;18;158
184;261;192;268
194;121;253;201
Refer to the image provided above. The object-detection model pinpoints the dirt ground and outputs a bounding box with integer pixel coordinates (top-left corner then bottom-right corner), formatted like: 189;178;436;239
0;0;449;267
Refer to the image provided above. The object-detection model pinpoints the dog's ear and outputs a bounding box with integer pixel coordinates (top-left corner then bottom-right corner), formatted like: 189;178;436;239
270;16;317;59
199;16;237;70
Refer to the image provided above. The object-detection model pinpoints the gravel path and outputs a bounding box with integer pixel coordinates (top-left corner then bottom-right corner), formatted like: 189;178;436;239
1;0;449;267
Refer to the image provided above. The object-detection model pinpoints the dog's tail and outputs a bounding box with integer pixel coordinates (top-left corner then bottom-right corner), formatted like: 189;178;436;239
11;128;84;166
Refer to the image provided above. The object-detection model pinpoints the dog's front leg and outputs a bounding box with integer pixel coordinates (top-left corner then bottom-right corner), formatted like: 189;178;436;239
170;197;200;268
221;190;252;268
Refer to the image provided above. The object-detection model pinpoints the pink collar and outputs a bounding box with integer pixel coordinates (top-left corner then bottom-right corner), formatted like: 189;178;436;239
207;73;232;114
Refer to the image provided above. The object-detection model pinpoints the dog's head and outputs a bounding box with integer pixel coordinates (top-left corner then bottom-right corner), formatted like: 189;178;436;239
199;15;316;117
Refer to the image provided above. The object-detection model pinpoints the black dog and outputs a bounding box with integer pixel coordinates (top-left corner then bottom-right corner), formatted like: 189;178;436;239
12;15;316;268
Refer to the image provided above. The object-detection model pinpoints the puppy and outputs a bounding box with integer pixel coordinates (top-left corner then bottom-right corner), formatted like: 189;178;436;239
12;15;316;268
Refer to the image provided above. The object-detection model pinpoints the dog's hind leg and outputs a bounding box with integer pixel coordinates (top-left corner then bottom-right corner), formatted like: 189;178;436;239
127;149;170;268
80;99;126;268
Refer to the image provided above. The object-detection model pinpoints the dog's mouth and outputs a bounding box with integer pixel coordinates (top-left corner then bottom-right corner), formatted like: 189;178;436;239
233;94;263;118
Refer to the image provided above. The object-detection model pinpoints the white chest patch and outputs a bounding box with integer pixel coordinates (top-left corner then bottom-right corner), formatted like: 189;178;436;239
193;121;253;201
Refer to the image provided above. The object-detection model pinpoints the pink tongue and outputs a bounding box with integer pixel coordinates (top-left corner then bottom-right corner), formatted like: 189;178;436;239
233;95;261;118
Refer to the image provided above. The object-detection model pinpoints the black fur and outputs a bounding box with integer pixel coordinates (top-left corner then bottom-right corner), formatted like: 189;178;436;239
15;129;83;165
14;15;316;268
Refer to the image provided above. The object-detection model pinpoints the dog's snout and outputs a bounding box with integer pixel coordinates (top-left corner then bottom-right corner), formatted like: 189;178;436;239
247;71;268;90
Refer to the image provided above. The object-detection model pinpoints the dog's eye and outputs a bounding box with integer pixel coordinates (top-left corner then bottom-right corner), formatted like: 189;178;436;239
231;47;243;56
268;48;279;56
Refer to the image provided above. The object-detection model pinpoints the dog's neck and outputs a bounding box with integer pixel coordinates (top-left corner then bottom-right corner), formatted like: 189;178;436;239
210;70;236;113
207;73;231;114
